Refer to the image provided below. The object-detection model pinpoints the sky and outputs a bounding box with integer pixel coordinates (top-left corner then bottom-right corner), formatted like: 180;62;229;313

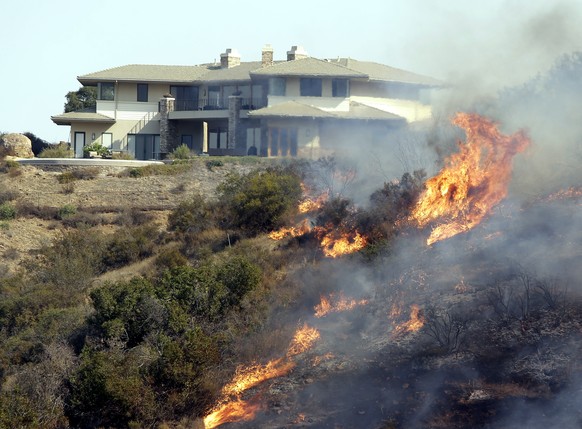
1;0;581;143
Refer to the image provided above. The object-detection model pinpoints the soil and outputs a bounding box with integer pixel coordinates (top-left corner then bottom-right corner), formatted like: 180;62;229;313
0;160;260;275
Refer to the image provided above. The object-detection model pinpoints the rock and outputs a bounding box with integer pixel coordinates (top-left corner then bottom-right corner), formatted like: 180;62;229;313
0;133;34;158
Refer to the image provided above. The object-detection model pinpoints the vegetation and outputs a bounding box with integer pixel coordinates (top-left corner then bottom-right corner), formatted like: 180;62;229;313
38;143;73;158
1;152;580;429
64;86;97;113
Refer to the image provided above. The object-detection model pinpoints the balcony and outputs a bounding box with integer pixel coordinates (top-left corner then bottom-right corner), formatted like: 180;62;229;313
174;98;266;112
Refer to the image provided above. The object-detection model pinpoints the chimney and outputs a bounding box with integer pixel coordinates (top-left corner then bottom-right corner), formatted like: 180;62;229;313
220;48;241;68
261;44;274;67
287;45;308;61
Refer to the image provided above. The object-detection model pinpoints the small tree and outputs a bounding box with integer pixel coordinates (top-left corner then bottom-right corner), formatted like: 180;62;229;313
64;86;97;113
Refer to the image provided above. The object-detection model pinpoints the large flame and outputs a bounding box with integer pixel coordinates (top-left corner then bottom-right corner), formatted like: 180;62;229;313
411;113;530;245
316;228;367;258
203;398;263;429
203;323;320;427
314;292;369;318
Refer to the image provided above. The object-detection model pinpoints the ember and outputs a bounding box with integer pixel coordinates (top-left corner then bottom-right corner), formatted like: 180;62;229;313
411;113;530;245
314;292;368;318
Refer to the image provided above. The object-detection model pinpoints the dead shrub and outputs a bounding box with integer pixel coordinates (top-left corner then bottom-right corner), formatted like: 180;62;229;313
0;190;19;204
61;182;75;194
72;167;100;180
60;211;104;228
15;203;58;220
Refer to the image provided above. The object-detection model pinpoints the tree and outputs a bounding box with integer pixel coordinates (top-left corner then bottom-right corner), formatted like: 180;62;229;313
64;86;97;113
22;132;50;155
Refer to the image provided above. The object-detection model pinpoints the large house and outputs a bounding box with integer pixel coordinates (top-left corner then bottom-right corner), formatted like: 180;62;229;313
51;45;441;160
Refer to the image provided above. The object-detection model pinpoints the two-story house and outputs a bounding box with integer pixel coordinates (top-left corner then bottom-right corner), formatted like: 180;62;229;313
51;45;441;160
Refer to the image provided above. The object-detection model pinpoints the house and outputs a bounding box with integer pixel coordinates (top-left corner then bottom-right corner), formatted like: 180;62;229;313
51;45;442;160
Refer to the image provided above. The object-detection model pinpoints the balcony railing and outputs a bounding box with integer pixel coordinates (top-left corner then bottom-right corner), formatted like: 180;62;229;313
174;98;266;112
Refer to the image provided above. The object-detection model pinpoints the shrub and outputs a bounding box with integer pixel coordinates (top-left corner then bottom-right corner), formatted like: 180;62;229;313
71;167;100;180
57;171;76;184
38;144;73;158
167;194;213;234
57;204;77;220
111;151;134;160
170;144;192;160
0;203;16;220
61;182;75;194
205;159;223;171
217;167;303;233
0;190;19;204
102;226;158;269
83;142;109;157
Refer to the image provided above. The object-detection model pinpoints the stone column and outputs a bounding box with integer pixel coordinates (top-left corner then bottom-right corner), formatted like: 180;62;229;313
159;94;177;158
228;95;243;152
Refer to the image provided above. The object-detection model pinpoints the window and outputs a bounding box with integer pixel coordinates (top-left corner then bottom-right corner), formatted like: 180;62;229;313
170;85;199;110
332;79;349;97
181;135;193;149
98;82;115;100
137;84;148;102
300;78;322;97
268;77;286;96
207;86;221;109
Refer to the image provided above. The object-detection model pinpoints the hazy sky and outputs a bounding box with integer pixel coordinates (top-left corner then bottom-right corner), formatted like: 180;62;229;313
1;0;581;142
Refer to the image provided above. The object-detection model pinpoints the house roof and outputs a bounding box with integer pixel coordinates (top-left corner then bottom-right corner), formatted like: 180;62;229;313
78;64;209;85
250;57;367;78
76;55;443;88
330;58;442;86
248;100;405;122
51;110;115;125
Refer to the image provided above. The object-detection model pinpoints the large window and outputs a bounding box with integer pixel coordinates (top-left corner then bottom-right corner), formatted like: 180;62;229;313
170;85;199;110
332;79;349;97
268;77;286;96
98;82;115;100
137;83;148;102
300;78;322;97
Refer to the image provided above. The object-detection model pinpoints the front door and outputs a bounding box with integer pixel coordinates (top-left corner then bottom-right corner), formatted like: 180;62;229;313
74;132;85;158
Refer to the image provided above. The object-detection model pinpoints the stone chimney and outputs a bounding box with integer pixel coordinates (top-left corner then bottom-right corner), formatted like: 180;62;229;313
220;48;241;68
261;44;274;67
287;45;308;61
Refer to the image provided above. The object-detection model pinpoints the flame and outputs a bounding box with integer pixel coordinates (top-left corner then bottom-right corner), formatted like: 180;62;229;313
287;323;321;357
538;186;582;204
392;304;424;336
203;398;263;429
203;323;320;427
221;358;296;397
317;228;367;258
298;191;329;214
269;218;311;240
314;292;369;318
411;113;530;245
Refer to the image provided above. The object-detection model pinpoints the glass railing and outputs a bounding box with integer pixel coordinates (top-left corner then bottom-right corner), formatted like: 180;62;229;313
173;98;266;111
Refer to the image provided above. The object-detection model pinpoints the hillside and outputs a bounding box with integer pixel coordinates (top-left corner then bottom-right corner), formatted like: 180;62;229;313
0;156;581;429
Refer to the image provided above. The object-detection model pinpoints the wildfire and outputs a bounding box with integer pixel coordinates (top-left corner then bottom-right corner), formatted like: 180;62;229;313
287;323;321;357
203;398;263;429
392;304;424;337
203;323;320;428
269;218;311;240
221;358;296;397
411;113;530;245
317;228;367;258
314;292;369;318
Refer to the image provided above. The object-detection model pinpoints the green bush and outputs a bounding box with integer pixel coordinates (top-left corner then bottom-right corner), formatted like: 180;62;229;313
170;144;192;160
102;226;157;269
57;204;77;220
205;159;223;171
217;167;303;233
83;142;109;157
167;194;213;234
0;203;16;220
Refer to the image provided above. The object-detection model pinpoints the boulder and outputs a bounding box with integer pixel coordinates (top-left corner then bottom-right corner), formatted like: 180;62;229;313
0;133;34;158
